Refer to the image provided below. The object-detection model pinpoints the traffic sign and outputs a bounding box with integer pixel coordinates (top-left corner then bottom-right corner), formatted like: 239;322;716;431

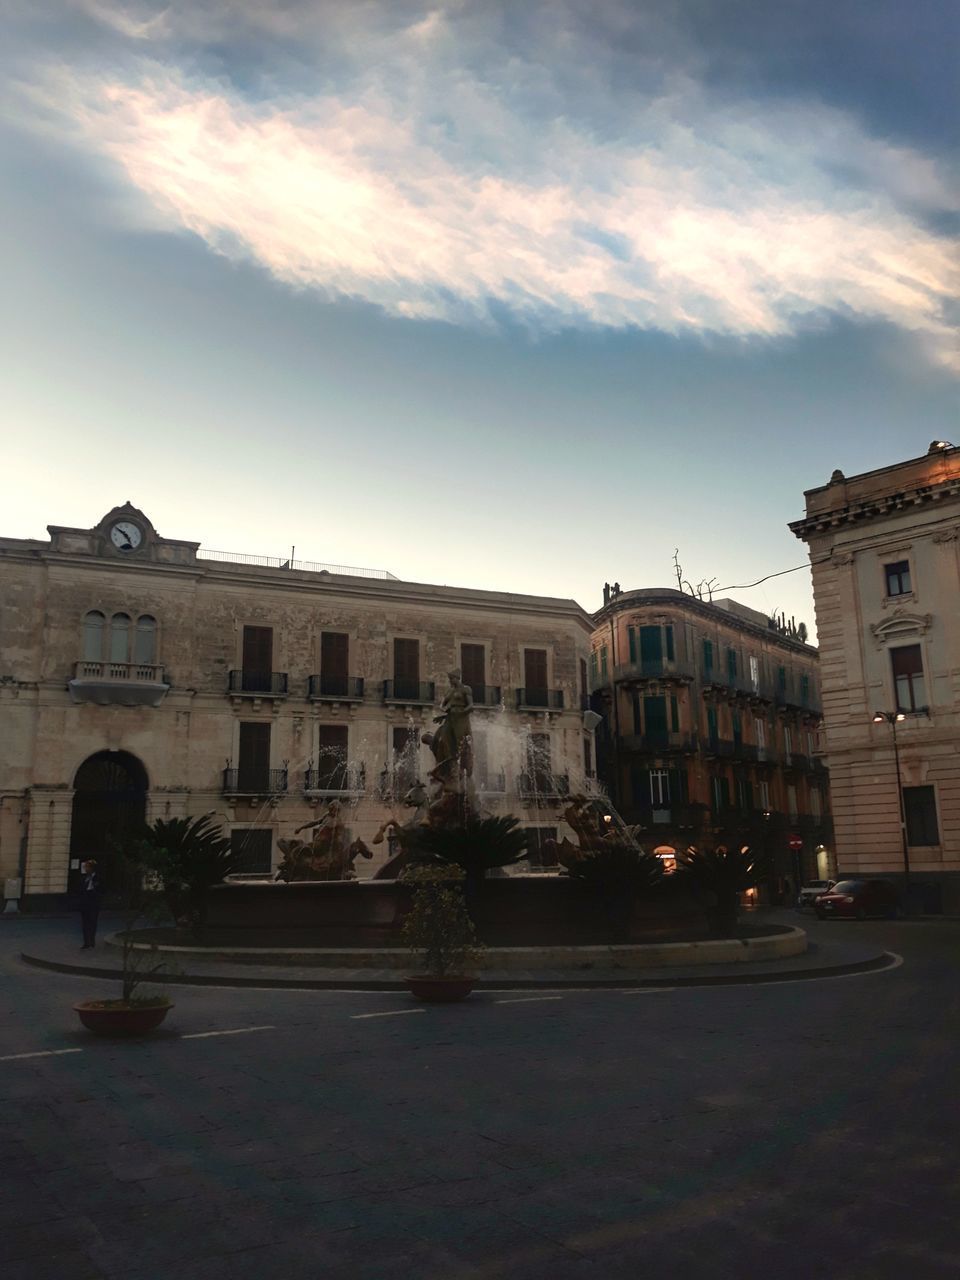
788;834;803;851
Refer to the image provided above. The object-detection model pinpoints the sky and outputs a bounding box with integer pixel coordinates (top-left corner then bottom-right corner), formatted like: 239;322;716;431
2;0;957;634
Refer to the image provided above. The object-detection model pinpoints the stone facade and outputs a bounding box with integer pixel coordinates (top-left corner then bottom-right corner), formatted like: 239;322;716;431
590;589;833;894
790;442;960;911
0;505;594;905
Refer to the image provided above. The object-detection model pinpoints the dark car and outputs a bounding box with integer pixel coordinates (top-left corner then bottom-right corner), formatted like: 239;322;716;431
814;878;902;920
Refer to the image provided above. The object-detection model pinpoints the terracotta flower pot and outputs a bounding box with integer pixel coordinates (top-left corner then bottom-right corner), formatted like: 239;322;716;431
404;975;476;1003
74;1000;174;1037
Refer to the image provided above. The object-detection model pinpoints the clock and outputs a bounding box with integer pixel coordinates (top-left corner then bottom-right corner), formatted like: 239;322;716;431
109;521;143;552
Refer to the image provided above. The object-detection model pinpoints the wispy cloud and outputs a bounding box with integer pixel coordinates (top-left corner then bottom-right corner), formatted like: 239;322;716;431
22;2;960;364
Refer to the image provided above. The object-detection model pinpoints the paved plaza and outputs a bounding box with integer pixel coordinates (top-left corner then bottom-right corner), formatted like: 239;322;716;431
2;913;959;1279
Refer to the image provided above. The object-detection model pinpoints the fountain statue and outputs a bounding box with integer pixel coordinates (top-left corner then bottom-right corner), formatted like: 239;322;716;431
275;800;373;881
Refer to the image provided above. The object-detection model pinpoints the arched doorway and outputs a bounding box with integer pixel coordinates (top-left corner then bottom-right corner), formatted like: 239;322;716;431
69;751;148;893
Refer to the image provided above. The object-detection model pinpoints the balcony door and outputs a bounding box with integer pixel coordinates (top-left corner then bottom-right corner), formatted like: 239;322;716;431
461;643;486;702
524;649;548;706
526;732;552;790
238;722;271;791
242;626;273;693
394;638;420;701
316;724;349;790
639;627;662;666
321;632;349;697
644;695;669;747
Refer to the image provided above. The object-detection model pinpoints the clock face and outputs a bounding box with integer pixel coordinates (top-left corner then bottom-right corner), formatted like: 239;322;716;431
110;521;143;551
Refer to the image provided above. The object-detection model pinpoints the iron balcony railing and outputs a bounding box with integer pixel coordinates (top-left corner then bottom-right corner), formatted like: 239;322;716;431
383;679;436;704
303;767;365;794
516;688;565;711
378;773;423;802
774;687;821;714
228;670;288;696
469;685;502;707
307;675;364;700
702;669;775;701
222;767;288;795
73;660;166;683
615;658;697;684
704;737;736;758
518;771;570;799
621;732;697;753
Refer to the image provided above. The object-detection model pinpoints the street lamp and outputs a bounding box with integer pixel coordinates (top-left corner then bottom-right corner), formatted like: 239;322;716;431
872;710;909;896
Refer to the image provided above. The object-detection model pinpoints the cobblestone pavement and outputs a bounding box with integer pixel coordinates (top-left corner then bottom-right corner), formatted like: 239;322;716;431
2;913;959;1279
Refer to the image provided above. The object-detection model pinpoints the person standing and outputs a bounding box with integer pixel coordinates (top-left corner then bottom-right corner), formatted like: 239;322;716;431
79;859;103;949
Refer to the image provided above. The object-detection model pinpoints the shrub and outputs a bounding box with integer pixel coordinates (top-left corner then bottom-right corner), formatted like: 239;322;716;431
401;866;485;978
677;844;771;936
131;815;239;936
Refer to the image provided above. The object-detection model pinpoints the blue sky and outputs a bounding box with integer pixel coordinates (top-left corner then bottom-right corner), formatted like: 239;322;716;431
2;1;957;633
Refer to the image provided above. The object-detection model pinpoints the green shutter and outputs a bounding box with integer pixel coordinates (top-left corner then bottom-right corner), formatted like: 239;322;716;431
640;627;662;664
670;767;688;804
628;627;637;663
732;711;741;744
600;646;608;679
665;626;675;661
703;639;714;673
670;695;679;732
589;651;598;683
727;647;737;680
632;693;641;735
630;763;650;808
707;706;718;739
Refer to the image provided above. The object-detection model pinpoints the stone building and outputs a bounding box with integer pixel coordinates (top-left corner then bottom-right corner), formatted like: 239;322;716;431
589;588;833;892
790;442;960;911
0;504;595;907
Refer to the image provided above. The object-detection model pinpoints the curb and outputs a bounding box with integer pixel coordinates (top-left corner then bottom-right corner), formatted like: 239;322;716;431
19;948;900;991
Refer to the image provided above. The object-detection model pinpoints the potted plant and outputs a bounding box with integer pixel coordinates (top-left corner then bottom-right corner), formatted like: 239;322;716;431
401;866;484;1002
74;860;175;1036
676;844;771;937
129;814;241;939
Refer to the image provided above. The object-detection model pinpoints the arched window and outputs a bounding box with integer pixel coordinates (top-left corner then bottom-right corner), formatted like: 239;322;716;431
134;615;157;665
110;613;131;663
82;611;105;661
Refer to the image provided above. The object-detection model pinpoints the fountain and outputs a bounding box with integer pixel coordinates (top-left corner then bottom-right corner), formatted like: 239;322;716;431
203;670;710;947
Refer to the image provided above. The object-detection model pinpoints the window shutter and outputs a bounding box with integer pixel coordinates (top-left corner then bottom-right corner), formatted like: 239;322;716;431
316;724;349;789
628;627;637;663
461;643;486;690
665;626;675;661
703;639;713;673
524;649;548;695
321;632;349;679
670;695;679;732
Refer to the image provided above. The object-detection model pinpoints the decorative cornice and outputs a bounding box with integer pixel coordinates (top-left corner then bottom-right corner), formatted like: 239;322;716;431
869;609;933;646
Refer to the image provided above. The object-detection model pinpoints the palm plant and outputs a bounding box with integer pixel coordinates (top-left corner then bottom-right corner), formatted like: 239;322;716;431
132;814;239;936
407;815;529;905
560;840;664;942
677;844;771;936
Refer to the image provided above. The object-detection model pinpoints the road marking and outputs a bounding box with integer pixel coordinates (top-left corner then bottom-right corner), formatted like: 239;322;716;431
182;1025;275;1039
621;987;676;994
0;1048;84;1062
495;996;564;1004
350;1008;427;1020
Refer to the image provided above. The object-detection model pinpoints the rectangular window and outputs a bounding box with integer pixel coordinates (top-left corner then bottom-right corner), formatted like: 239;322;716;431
665;626;675;661
393;637;420;700
590;650;598;684
669;767;688;805
903;786;939;846
628;626;637;663
632;693;642;735
711;775;730;811
230;829;272;874
732;712;742;745
527;732;552;790
749;655;760;693
524;649;549;706
600;645;608;680
885;560;911;597
707;705;718;742
583;736;593;779
807;731;815;756
315;724;349;790
727;647;737;681
460;643;486;702
755;717;767;749
639;626;662;664
702;639;714;674
650;769;670;807
670;695;680;733
799;673;810;706
392;725;420;792
892;645;925;712
778;665;787;692
783;725;792;758
580;658;588;703
758;779;770;810
241;625;273;692
644;696;669;745
787;784;798;818
736;777;753;811
810;788;821;819
237;722;271;792
319;631;349;696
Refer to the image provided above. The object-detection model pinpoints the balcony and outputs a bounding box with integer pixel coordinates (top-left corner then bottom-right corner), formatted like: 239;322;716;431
227;670;288;701
783;753;812;772
621;732;697;754
518;771;570;801
702;671;774;703
703;737;736;758
731;741;759;763
755;746;779;767
383;679;435;705
622;803;707;831
774;688;821;715
516;688;565;712
469;685;503;707
222;767;288;796
615;658;696;685
68;660;169;707
303;764;366;797
307;674;364;703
